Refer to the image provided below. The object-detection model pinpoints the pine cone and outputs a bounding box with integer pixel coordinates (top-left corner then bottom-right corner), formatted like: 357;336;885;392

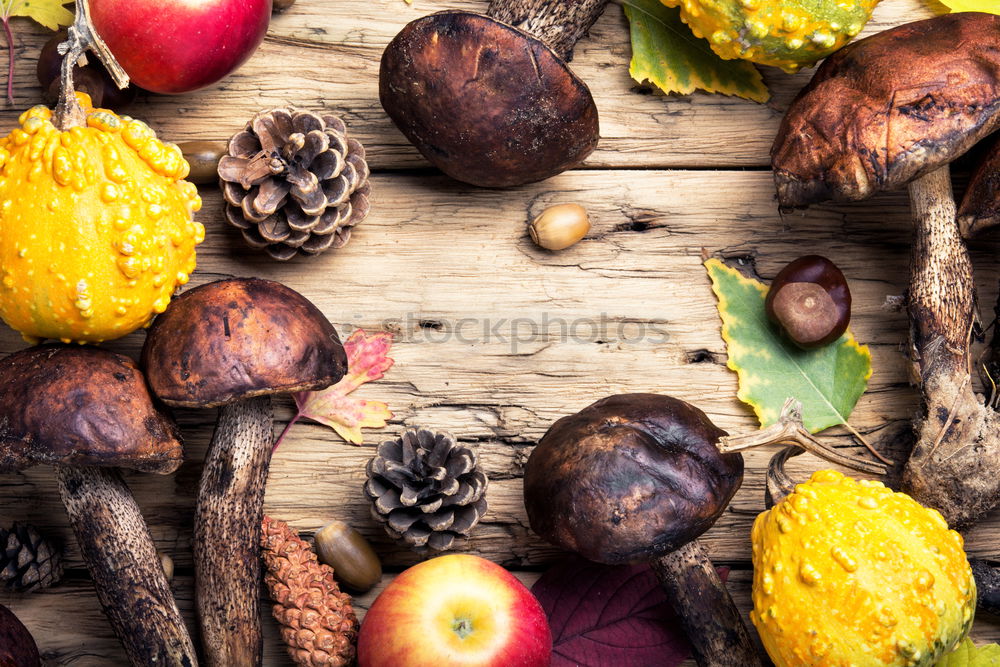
261;516;358;667
364;428;489;552
0;523;63;592
219;108;371;261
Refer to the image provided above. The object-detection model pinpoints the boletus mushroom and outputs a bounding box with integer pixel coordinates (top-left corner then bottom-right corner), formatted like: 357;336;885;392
141;277;347;666
0;345;195;666
523;394;886;667
771;12;1000;528
0;604;40;667
379;1;606;187
958;137;1000;239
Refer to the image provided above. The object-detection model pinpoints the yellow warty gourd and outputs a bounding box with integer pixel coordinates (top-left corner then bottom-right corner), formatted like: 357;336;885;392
751;470;975;666
0;93;204;344
661;0;880;73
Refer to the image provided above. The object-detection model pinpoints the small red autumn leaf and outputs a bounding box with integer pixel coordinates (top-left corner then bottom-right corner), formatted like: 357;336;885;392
274;329;394;449
531;556;730;667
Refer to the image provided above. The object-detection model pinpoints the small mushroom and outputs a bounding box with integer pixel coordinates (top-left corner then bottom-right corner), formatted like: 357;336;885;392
523;394;886;667
0;604;40;667
379;1;607;187
0;345;195;666
958;137;1000;239
141;278;347;667
771;12;1000;528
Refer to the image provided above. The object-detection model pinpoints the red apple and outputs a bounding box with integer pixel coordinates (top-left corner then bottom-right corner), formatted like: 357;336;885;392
88;0;272;94
358;554;551;667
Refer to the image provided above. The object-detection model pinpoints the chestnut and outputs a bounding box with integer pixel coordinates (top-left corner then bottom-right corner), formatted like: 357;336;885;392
765;255;851;348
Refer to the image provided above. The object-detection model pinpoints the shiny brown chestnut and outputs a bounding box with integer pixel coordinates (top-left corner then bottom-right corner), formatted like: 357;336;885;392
765;255;851;348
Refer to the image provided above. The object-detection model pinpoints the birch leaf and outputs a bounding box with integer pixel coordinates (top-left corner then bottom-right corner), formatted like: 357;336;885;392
704;258;871;432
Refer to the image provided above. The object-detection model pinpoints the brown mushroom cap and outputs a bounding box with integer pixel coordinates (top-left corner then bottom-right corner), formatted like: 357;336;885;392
0;345;184;474
523;394;744;565
772;12;1000;209
379;11;599;188
141;278;348;408
0;604;40;667
958;138;1000;238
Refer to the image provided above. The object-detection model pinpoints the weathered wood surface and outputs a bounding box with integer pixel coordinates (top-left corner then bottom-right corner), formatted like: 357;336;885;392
3;0;1000;664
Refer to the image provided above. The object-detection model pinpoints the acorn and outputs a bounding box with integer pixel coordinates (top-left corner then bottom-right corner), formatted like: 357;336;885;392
177;141;227;185
765;255;851;348
159;552;174;582
529;203;590;250
313;521;382;593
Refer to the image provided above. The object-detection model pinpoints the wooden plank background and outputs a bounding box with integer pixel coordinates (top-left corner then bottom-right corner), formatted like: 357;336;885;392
3;0;1000;663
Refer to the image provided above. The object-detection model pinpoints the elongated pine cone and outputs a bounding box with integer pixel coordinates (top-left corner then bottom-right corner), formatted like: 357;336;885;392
364;428;488;552
261;516;358;666
0;523;63;592
219;108;371;260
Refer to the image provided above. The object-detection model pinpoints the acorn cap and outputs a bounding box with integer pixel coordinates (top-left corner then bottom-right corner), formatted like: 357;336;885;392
141;278;348;408
379;10;599;188
0;345;184;474
523;394;743;565
772;12;1000;208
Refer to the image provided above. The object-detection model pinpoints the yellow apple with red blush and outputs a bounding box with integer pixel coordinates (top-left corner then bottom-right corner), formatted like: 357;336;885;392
358;554;551;666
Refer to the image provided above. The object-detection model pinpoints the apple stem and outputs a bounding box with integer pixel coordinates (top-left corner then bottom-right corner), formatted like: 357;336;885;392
451;618;474;640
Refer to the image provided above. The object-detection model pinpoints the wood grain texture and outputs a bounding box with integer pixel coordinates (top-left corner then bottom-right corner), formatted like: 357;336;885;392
1;0;999;664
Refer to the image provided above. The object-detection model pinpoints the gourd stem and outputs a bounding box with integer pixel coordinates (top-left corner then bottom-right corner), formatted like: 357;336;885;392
717;398;888;476
651;540;764;667
764;446;803;508
486;0;608;61
52;0;130;130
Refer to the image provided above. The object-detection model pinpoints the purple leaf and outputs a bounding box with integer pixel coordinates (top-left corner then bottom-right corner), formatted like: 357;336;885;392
531;556;729;667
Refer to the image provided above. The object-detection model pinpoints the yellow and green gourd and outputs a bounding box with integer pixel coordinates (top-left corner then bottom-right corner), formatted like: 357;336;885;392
661;0;880;72
751;470;975;666
0;93;204;344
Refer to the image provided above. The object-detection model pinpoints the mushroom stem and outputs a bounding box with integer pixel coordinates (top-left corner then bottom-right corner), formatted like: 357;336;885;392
650;540;763;667
195;395;273;667
56;466;197;666
902;167;1000;529
717;399;888;476
487;0;608;61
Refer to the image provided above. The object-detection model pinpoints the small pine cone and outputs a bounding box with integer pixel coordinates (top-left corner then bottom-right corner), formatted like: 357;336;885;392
0;523;63;593
219;108;371;261
261;516;358;667
364;428;488;552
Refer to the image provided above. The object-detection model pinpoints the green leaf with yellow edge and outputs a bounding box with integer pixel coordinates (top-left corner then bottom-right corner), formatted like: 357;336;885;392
623;0;769;103
3;0;73;31
936;638;1000;666
704;258;871;432
935;0;1000;15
